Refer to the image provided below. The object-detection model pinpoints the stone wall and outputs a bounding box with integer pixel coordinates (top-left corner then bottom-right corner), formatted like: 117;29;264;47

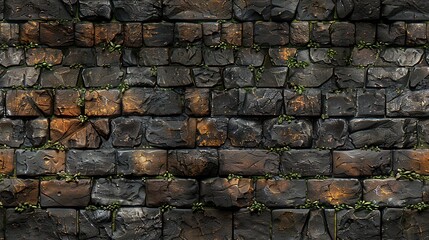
1;0;429;239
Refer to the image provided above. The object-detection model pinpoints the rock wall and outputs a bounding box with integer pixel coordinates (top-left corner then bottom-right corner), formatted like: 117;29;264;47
1;0;429;239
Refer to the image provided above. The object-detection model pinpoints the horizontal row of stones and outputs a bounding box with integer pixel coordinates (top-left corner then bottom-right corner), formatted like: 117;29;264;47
2;21;429;47
0;175;428;208
0;116;426;149
2;148;429;177
0;0;428;22
2;208;426;240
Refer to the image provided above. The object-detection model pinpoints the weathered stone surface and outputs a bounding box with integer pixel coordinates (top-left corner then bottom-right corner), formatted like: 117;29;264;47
387;90;429;117
41;67;80;88
221;23;241;46
271;0;299;20
315;119;349;149
326;90;356;117
95;47;121;66
146;179;198;207
63;48;96;67
6;209;77;239
377;22;406;45
163;0;232;20
311;22;331;45
0;48;23;67
233;0;270;21
168;149;218;177
26;48;63;66
0;149;14;175
196;118;228;147
6;90;52;117
0;179;39;206
111;117;143;147
363;179;422;207
123;88;182;116
309;48;351;66
4;0;73;20
54;89;80;116
308;179;362;205
0;23;19;44
146;117;196;148
238;88;283;115
50;118;101;149
85;90;121;116
157;66;193;87
139;48;169;66
82;67;123;87
142;23;174;47
331;22;355;46
227;118;262;147
349;118;417;148
268;47;297;66
234;48;265;66
0;119;23;148
202;22;220;46
201;177;253;208
24;119;48;148
297;0;335;20
337;0;380;20
242;22;253;46
203;48;234;66
124;67;156;86
219;149;279;176
263;118;313;148
211;89;239;116
223;66;253;88
333;150;391;177
234;209;270;239
272;209;310;239
289;21;309;46
16;150;65;176
393;150;429;174
117;150;167;176
0;67;40;87
94;23;122;45
79;210;112;239
288;66;333;87
67;150;116;176
175;23;202;44
123;23;142;47
334;67;365;88
256;67;288;87
113;0;161;21
380;48;424;67
356;22;376;43
367;67;409;88
256;179;306;207
164;209;232;239
410;66;429;89
335;209;381;240
357;89;385;116
79;0;112;20
382;0;429;20
122;47;138;66
383;208;429;239
193;67;222;87
91;178;145;206
185;88;209;116
113;208;162;240
40;22;74;47
284;89;321;116
418;120;429;147
40;180;91;207
281;150;332;176
75;22;94;47
254;22;289;46
351;48;378;66
170;47;202;66
407;23;427;45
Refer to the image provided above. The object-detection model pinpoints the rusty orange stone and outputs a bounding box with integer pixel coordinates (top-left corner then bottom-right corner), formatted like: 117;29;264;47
20;21;39;43
124;23;143;47
0;179;39;207
6;90;53;117
84;90;121;116
196;118;227;147
75;22;94;47
26;48;63;65
0;149;14;175
50;118;101;149
94;23;123;45
54;89;81;116
185;88;210;116
221;23;242;46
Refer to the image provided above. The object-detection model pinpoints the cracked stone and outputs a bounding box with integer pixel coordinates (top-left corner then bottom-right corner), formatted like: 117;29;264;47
271;0;299;20
223;66;254;88
95;47;121;66
268;47;297;66
357;89;386;116
146;117;196;148
254;22;289;46
185;88;210;116
238;88;283;115
91;178;145;206
363;179;422;207
410;66;429;89
380;48;424;67
0;119;24;148
382;0;429;20
117;150;167;176
168;149;218;177
94;23;122;45
203;48;234;66
170;47;202;66
202;22;220;46
40;22;74;47
163;0;232;20
113;0;161;21
311;22;331;45
367;67;409;88
233;0;270;21
377;22;406;45
196;118;228;147
336;0;380;20
219;149;279;176
0;67;40;87
356;22;376;43
351;48;378;66
75;22;94;47
113;208;162;239
284;89;321;116
310;48;351;66
256;179;306;207
79;210;112;239
331;22;355;46
54;89;81;116
335;209;381;240
175;22;202;45
139;48;169;66
6;90;52;117
0;179;38;206
281;150;332;177
235;48;265;66
0;149;14;175
0;48;23;67
242;22;253;46
256;67;288;87
201;177;253;208
325;90;357;117
123;88;182;116
40;180;91;207
263;118;313;148
143;23;174;47
16;150;65;176
393;150;429;174
290;21;309;46
272;209;310;239
288;66;333;87
40;67;80;88
418;120;429;147
63;48;96;67
157;66;193;87
308;178;362;205
387;90;429;117
124;67;156;87
193;67;222;87
67;150;116;176
5;0;73;20
111;117;144;147
82;67;123;87
297;0;335;20
211;89;239;116
123;23;142;47
234;209;271;239
85;90;121;117
334;67;366;88
228;118;262;147
315;119;349;149
146;179;198;207
407;23;427;45
221;23;242;46
50;118;101;149
79;0;112;20
382;208;429;239
26;48;63;66
333;150;391;177
0;23;19;44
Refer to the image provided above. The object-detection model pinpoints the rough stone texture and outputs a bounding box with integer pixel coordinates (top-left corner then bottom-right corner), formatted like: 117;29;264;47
168;149;218;177
310;47;351;66
50;118;102;149
16;150;65;176
79;0;112;20
256;67;288;87
25;118;48;147
297;0;335;20
0;67;40;87
254;22;289;46
40;180;91;207
367;67;409;88
219;149;279;176
335;209;381;240
6;90;52;117
281;150;332;176
272;209;310;239
94;23;122;45
418;120;429;147
393;150;429;174
54;89;81;116
196;118;228;147
143;23;174;47
171;47;202;66
288;66;333;87
0;23;19;44
227;118;262;147
377;22;406;45
271;0;299;20
239;88;283;115
0;48;24;67
123;88;182;116
82;67;124;87
157;66;193;87
211;89;239;116
193;67;222;87
233;0;270;21
75;22;94;47
201;178;253;208
308;179;362;205
333;150;392;177
382;0;429;20
26;48;63;66
91;178;145;206
85;90;121;117
113;208;162;240
110;117;144;147
146;179;198;207
0;179;39;206
383;208;429;239
0;118;24;148
185;88;210;116
409;66;429;89
315;119;350;149
387;90;429;117
363;179;423;207
139;48;169;66
269;47;297;66
146;117;196;148
163;0;232;20
357;89;386;116
117;150;167;176
256;179;306;207
337;0;380;20
67;150;116;176
203;48;234;66
331;22;355;46
234;209;271;240
4;0;73;20
40;67;79;88
223;66;254;88
325;90;357;117
380;48;424;67
0;149;14;175
263;118;313;148
79;210;112;239
40;22;74;47
123;67;156;86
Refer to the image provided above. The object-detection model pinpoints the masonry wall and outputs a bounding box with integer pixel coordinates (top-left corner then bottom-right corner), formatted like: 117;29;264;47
1;0;429;239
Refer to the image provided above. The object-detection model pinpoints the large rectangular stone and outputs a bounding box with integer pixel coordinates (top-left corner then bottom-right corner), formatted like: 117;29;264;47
363;179;422;207
393;150;429;174
5;0;73;20
163;0;232;20
0;118;24;148
0;149;14;175
383;208;429;239
387;90;429;117
333;150;392;177
0;179;39;206
113;208;162;239
284;89;322;116
113;0;161;21
117;150;167;176
50;118;102;149
234;209;271;240
219;149;279;176
281;150;331;176
16;150;65;176
382;0;429;20
6;90;53;117
123;88;183;116
238;88;283;115
146;117;196;148
146;179;198;207
263;118;313;148
66;150;116;176
91;178;145;206
308;179;362;205
168;149;218;177
200;178;253;208
255;179;306;207
40;180;91;207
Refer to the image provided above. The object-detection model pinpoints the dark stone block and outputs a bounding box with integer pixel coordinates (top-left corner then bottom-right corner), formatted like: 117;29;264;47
196;118;228;147
146;117;196;148
271;0;299;20
184;88;210;116
111;117;143;147
117;150;167;176
331;22;355;46
311;22;331;45
254;22;289;46
387;90;429;117
238;88;283;116
26;48;63;66
85;90;121;117
143;23;174;47
94;23;122;45
25;119;48;147
288;66;333;87
367;67;408;88
91;178;145;206
50;118;101;149
157;66;193;87
268;47;297;66
337;0;380;20
0;179;39;206
79;210;112;239
0;149;14;175
234;209;271;239
123;49;140;67
123;23;142;47
233;0;270;21
290;21;309;46
242;22;253;47
382;0;429;20
63;48;96;67
380;48;423;67
6;90;53;117
201;177;253;208
40;180;91;207
284;89;321;116
54;89;81;116
40;67;79;88
16;150;65;176
325;90;356;117
95;47;121;66
0;22;19;44
309;48;351;66
67;150;116;176
170;47;202;66
146;179;198;207
168;149;218;177
263;118;313;148
113;208;162;239
377;22;406;45
355;22;376;43
40;22;74;47
393;150;429;174
256;67;288;87
193;67;222;87
297;0;335;20
349;118;417;148
113;0;161;21
227;118;262;147
79;0;112;20
315;119;349;149
363;179;422;207
0;48;23;67
163;209;232;239
124;67;156;86
407;23;427;45
383;208;429;239
221;23;242;46
335;209;381;240
163;0;232;20
123;88;182;115
211;89;239;116
256;179;306;207
308;179;362;205
410;66;429;89
203;48;234;66
272;209;310;239
82;67;123;87
357;89;385;116
419;120;429;148
223;66;253;88
0;67;39;88
5;0;72;20
333;150;391;177
219;149;279;176
175;23;202;44
351;48;378;67
235;48;265;66
281;150;332;176
75;22;94;47
202;22;221;46
139;48;169;66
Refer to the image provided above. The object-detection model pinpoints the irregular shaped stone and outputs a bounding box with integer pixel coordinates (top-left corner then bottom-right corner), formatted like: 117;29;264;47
393;150;429;174
0;48;23;67
117;150;167;176
233;0;270;20
113;208;162;239
146;117;196;148
268;47;296;66
91;178;145;206
203;48;234;66
26;48;63;66
367;67;408;88
387;90;429;117
221;23;242;46
94;23;122;45
75;22;94;47
406;23;427;45
4;0;73;20
63;48;96;67
308;178;362;205
326;90;356;117
202;22;221;46
331;22;355;46
40;180;91;207
40;67;80;88
256;67;288;87
123;23;142;47
157;66;193;87
254;22;289;46
333;150;391;177
410;66;429;89
311;22;331;45
113;0;161;21
335;209;381;240
50;118;101;149
380;48;424;67
193;67;222;87
297;0;335;20
0;22;19;44
142;23;174;47
24;118;47;147
235;48;265;66
377;22;406;45
85;90;121;116
0;179;38;206
6;90;52;117
82;67;123;87
357;89;385;116
122;47;138;66
0;119;23;147
233;210;271;240
95;47;121;66
66;150;116;175
170;47;202;66
139;47;169;66
124;67;156;86
16;150;65;176
242;22;253;46
382;0;429;20
310;48;352;66
272;209;310;239
0;67;39;87
337;0;380;20
281;150;332;176
227;118;262;147
363;179;422;207
39;22;74;47
174;22;202;45
123;88;182;116
271;0;299;20
79;210;112;239
351;48;378;66
356;22;376;43
211;89;239;116
263;118;313;148
238;88;283;115
111;117;143;147
54;89;80;116
349;118;417;148
382;208;429;239
163;0;232;20
184;88;209;116
219;149;279;176
256;179;306;207
334;67;365;88
288;65;333;87
289;21;309;46
168;149;218;177
201;178;253;208
315;118;349;149
146;179;198;207
0;149;14;175
196;118;228;147
79;0;112;20
223;66;253;88
284;89;321;116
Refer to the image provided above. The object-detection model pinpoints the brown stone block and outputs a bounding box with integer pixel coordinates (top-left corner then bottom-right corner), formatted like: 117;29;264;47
6;90;53;117
242;22;253;47
0;179;39;207
50;118;101;149
20;21;39;43
94;23;122;45
123;23;142;48
333;150;392;177
85;90;121;116
146;179;199;207
256;179;307;207
122;88;182;116
117;150;167;176
196;117;228;147
40;22;74;47
393;150;429;174
0;149;14;175
0;23;19;44
143;23;174;47
219;149;279;176
54;89;81;116
146;117;196;148
26;48;63;66
16;150;65;176
40;180;91;207
269;47;297;66
272;209;310;239
200;177;254;208
175;23;202;44
363;179;422;207
75;22;94;47
221;23;242;46
168;149;218;177
308;179;362;205
234;209;271;239
184;88;210;116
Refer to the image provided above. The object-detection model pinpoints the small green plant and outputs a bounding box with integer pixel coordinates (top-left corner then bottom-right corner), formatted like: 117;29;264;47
360;145;381;152
354;200;379;211
356;41;387;50
0;43;8;50
280;172;302;180
69;63;83;69
227;174;242;181
158;171;175;181
192;202;205;213
247;200;267;215
278;114;295;124
292;84;306;95
14;42;38;50
248;65;264;82
85;205;98;211
321;114;329;120
150;66;157;77
327;48;337;59
395;169;429;181
102;41;122;53
251;43;261;52
57;171;80;182
314;175;329;179
15;202;40;213
35;61;53;70
26;140;66;151
118;82;130;93
160;204;175;213
307;40;320;48
268;146;291;154
210;41;238;50
334;203;352;212
406;202;429;212
78;114;88;123
298;199;325;209
286;58;309;69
